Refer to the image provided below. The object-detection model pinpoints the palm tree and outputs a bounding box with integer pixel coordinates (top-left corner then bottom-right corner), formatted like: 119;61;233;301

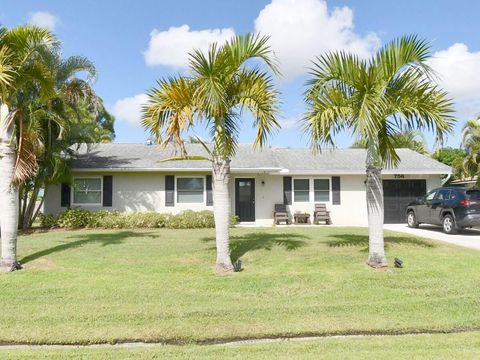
18;52;114;229
455;115;480;185
302;35;455;268
0;26;57;271
143;34;280;272
351;130;428;155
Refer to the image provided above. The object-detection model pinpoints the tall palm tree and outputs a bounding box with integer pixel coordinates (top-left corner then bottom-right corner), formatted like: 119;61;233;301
302;35;455;268
0;26;57;271
351;130;428;155
455;115;480;185
143;34;280;272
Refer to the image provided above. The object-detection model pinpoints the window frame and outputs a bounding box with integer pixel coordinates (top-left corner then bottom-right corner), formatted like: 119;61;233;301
292;177;332;204
71;176;103;206
313;178;331;202
175;175;206;204
293;178;310;203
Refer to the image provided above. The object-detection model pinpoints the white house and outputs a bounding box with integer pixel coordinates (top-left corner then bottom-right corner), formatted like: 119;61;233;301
43;143;451;226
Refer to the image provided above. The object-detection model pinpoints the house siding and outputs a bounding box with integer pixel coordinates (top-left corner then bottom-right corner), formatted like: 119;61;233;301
43;171;444;227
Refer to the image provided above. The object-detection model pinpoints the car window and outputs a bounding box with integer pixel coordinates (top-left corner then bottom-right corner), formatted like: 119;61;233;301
466;190;480;200
435;189;450;201
425;190;437;201
450;191;459;200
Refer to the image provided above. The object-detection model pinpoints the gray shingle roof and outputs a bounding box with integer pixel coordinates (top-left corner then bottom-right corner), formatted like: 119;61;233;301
71;143;451;174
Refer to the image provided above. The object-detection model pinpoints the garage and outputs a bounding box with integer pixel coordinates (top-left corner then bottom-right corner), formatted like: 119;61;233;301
383;180;427;223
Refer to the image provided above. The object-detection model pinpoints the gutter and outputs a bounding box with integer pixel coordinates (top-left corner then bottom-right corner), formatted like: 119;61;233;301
71;167;283;173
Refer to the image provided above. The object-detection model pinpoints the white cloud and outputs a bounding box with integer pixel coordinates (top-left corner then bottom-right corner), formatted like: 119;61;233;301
429;43;480;100
111;94;148;127
279;117;298;130
428;43;480;120
143;24;235;67
28;11;58;31
254;0;380;79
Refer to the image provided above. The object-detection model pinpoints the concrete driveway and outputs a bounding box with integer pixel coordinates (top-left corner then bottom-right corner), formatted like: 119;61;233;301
384;224;480;250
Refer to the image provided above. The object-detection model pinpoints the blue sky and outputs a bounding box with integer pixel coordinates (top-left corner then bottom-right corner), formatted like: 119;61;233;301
2;0;479;149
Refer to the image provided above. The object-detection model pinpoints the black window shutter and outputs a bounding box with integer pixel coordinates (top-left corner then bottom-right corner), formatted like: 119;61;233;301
283;176;292;205
165;175;175;207
61;183;71;207
206;175;213;206
103;176;113;207
332;176;341;205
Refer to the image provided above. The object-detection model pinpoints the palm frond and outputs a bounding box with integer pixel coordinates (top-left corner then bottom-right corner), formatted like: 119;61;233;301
142;76;196;154
303;34;455;166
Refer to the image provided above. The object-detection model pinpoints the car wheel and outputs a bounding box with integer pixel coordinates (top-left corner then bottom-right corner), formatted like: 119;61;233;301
407;211;419;228
442;214;457;234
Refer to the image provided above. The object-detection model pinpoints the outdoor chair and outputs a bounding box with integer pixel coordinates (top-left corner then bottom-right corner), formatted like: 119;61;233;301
274;204;290;225
314;203;331;225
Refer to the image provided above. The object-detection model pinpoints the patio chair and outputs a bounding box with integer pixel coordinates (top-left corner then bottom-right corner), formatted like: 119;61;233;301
314;203;331;225
274;204;290;225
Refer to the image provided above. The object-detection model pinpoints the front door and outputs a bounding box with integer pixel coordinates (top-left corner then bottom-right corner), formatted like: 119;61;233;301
235;178;255;222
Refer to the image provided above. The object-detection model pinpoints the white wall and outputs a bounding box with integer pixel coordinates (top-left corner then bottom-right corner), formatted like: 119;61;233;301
43;171;444;227
44;172;211;215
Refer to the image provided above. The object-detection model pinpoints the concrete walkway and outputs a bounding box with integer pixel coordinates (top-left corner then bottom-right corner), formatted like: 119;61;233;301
385;224;480;250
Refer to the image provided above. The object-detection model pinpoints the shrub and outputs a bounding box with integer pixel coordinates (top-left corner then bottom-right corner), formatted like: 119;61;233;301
230;214;239;226
44;209;238;230
122;212;169;228
38;213;57;228
57;208;92;229
88;210;120;228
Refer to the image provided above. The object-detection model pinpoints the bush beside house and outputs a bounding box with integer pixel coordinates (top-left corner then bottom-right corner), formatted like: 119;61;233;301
39;209;238;230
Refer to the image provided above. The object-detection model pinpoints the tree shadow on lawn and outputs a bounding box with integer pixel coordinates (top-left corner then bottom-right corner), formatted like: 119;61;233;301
326;234;435;252
201;233;307;262
20;231;157;265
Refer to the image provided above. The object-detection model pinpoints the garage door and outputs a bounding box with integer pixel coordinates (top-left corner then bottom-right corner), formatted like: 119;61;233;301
383;180;426;223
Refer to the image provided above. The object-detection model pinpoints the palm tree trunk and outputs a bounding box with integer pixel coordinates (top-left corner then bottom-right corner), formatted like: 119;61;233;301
212;159;234;272
365;163;388;268
0;105;21;271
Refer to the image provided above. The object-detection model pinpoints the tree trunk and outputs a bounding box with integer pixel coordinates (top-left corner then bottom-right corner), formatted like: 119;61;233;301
365;163;388;268
212;159;234;272
21;177;41;229
0;104;21;271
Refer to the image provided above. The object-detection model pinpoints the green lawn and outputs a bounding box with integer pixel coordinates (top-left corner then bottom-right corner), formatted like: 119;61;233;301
2;332;480;359
0;227;479;349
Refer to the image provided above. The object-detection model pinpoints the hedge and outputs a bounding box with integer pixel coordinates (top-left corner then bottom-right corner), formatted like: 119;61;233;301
39;209;238;230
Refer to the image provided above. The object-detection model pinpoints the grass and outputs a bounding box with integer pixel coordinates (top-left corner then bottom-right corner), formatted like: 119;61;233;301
0;227;479;348
2;332;480;359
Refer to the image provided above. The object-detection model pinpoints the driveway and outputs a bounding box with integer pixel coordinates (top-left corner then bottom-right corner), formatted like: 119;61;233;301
384;224;480;251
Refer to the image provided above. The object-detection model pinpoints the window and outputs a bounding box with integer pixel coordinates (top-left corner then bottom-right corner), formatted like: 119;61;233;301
73;178;102;205
294;179;310;202
314;179;330;202
435;189;450;201
177;177;204;203
425;190;437;202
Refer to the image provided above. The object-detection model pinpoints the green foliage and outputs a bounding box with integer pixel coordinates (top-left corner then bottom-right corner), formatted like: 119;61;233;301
42;209;238;229
38;213;57;228
303;34;455;167
57;208;92;228
433;147;466;166
142;33;280;159
352;130;429;155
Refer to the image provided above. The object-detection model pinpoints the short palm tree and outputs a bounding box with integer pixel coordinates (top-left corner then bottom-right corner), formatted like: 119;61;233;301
0;26;57;271
143;34;280;271
302;35;455;267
